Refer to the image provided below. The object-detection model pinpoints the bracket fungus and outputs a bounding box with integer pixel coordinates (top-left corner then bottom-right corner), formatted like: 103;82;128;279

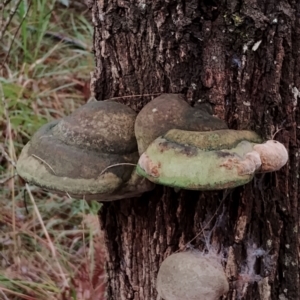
137;129;288;190
156;251;229;300
135;94;288;190
17;101;154;201
137;129;259;189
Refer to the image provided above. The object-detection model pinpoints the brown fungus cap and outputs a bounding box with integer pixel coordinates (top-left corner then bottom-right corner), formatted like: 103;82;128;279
135;93;227;154
17;101;154;201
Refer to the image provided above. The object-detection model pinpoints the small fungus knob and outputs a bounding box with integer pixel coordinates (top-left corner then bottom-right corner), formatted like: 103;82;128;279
253;140;288;172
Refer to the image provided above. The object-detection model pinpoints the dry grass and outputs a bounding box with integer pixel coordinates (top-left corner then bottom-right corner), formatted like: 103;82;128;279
0;1;106;299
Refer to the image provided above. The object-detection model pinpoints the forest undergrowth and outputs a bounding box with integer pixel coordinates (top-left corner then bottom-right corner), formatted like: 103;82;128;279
0;1;106;299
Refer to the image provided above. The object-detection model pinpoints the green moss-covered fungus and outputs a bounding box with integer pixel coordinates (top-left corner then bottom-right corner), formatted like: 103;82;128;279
17;101;154;201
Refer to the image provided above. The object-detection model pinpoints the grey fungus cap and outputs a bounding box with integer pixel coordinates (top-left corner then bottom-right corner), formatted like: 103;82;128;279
156;251;229;300
17;101;154;201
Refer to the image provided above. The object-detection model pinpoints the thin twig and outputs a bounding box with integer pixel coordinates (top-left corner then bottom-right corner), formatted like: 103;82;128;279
25;184;69;288
2;0;14;8
0;251;10;266
0;0;22;41
0;288;10;300
31;154;56;175
0;286;36;300
99;163;136;176
1;0;32;68
104;93;161;101
271;128;284;140
0;144;16;168
66;192;72;199
0;173;17;184
27;26;90;51
23;188;29;214
28;43;60;72
1;83;17;252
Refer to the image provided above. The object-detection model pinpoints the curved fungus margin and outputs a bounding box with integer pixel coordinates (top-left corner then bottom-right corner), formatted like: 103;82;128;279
17;101;154;201
136;128;288;190
137;129;261;190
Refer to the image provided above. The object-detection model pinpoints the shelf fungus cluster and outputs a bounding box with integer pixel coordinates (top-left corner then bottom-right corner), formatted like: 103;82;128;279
17;93;289;298
17;94;288;198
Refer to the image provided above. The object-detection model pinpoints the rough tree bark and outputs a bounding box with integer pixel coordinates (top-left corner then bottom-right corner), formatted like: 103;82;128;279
87;0;300;299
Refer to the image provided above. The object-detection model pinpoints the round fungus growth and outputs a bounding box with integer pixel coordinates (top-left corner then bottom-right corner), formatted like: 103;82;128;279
135;93;227;154
17;101;154;201
156;251;229;300
137;129;288;190
253;140;288;172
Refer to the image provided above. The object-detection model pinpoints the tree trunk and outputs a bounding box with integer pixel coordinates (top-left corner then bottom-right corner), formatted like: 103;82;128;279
88;0;300;299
